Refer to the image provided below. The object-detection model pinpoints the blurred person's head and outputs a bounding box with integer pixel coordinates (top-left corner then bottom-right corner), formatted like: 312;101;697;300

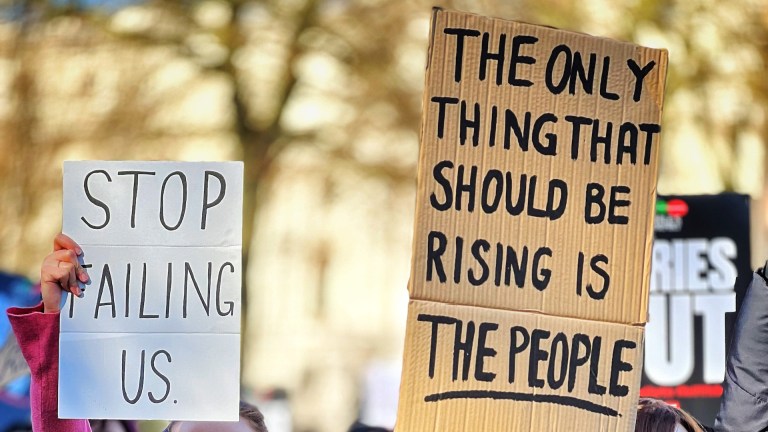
168;401;268;432
635;398;705;432
90;419;138;432
347;422;391;432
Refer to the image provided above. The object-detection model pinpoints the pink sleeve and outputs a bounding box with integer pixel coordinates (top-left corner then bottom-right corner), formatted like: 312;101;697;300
7;303;92;432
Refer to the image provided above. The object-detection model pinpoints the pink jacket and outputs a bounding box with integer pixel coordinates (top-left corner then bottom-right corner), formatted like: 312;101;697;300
7;303;92;432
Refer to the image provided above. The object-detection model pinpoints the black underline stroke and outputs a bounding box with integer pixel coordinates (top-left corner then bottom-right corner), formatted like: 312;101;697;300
424;390;620;417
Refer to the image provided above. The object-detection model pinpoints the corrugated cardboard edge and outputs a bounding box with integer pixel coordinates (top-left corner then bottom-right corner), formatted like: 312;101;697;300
640;51;669;324
431;7;670;56
406;6;443;297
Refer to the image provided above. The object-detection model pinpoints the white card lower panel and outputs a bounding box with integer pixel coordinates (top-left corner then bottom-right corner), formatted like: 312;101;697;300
59;332;240;421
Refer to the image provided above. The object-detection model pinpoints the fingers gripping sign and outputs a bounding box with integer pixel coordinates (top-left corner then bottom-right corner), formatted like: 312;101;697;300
41;233;90;313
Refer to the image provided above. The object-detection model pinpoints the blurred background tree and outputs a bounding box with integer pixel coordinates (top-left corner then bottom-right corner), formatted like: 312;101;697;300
0;0;766;431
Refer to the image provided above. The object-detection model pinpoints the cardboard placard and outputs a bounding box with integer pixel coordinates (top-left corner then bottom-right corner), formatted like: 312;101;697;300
397;9;667;431
60;161;243;421
641;194;751;426
399;300;643;431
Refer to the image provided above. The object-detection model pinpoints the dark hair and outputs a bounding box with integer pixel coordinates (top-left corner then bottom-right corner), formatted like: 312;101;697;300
89;419;138;432
167;400;268;432
239;400;268;432
347;422;391;432
635;398;705;432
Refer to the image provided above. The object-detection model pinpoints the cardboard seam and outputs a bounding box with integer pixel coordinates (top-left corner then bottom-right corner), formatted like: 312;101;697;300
408;297;647;328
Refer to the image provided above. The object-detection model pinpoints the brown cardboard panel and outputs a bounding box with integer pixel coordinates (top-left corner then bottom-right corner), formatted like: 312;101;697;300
409;9;668;325
396;300;643;432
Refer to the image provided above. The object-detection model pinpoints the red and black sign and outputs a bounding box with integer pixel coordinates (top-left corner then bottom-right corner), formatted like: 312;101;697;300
641;194;751;426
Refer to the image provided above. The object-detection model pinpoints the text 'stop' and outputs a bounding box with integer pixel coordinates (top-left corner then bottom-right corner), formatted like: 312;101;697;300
63;161;243;247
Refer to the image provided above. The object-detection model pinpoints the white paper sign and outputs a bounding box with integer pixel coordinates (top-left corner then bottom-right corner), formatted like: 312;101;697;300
60;161;243;421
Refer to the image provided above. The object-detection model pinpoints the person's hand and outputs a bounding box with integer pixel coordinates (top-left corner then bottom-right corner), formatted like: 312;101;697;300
40;233;90;313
